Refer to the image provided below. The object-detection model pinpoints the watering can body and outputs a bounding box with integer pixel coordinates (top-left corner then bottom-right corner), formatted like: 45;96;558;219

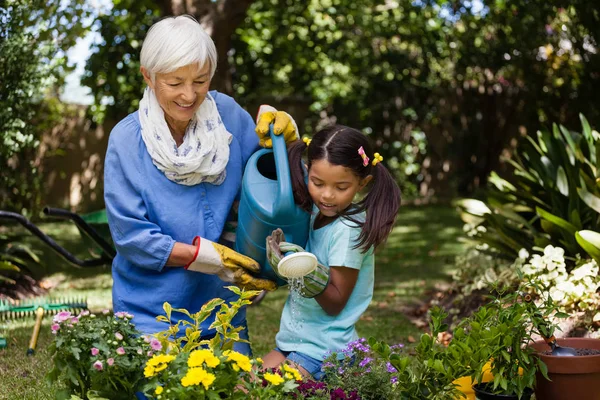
235;126;310;286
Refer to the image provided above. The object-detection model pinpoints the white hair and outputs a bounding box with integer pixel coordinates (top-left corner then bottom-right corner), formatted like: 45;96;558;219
140;15;217;82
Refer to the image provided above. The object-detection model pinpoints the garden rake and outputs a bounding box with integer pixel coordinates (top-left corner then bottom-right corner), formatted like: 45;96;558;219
0;297;87;355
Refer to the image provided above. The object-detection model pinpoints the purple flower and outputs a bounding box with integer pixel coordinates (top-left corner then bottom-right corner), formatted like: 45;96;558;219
93;361;103;371
53;311;72;323
116;347;125;355
91;347;99;356
386;362;397;373
358;357;373;368
150;338;162;351
390;375;398;384
107;358;115;366
331;388;348;399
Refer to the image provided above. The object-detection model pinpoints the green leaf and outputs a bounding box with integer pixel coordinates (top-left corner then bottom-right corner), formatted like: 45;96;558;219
577;186;600;214
0;261;20;272
536;207;577;235
576;231;600;263
556;166;569;196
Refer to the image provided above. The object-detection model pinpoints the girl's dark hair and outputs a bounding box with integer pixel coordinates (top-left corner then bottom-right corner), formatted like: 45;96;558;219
289;124;401;252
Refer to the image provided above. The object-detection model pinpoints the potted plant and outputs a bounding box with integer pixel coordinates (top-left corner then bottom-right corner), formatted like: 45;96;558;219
529;337;600;400
451;285;553;400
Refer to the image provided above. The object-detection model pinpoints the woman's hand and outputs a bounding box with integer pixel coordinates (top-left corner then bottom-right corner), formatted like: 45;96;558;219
186;236;277;291
255;105;298;148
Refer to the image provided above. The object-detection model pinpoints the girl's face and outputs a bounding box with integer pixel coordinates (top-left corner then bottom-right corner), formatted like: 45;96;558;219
141;63;211;134
308;159;372;217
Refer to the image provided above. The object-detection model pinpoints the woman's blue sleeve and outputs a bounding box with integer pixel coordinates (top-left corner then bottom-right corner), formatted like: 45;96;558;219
104;126;175;271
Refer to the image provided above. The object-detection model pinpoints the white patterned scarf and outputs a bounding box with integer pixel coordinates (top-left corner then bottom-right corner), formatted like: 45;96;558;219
138;87;232;186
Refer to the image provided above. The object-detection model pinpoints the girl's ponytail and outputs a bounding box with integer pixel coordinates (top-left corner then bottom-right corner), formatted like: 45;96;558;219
288;140;312;212
356;162;401;251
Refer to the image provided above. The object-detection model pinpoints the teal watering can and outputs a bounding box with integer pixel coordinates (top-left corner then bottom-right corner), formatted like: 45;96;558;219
235;125;310;286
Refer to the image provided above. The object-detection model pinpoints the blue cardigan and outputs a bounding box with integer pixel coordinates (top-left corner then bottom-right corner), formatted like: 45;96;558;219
104;91;259;336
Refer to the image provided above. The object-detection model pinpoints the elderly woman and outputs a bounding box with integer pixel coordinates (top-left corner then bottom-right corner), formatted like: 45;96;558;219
103;15;296;355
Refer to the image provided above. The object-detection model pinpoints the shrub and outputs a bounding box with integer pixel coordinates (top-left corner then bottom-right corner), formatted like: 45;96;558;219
46;310;151;400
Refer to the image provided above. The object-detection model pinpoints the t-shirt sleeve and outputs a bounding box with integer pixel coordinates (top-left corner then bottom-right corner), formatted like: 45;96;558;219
327;222;367;270
104;119;175;271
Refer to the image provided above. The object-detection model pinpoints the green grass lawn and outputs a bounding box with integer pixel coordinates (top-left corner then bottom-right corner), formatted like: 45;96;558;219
0;204;466;399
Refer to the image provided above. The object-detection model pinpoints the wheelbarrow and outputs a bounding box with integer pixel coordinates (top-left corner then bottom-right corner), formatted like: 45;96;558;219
0;207;266;303
0;207;114;268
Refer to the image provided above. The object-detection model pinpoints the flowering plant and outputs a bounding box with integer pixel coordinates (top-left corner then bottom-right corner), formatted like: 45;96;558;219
46;309;152;400
316;338;398;400
520;245;600;319
140;286;302;399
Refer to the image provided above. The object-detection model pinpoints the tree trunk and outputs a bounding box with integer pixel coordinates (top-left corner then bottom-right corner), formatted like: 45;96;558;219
158;0;255;95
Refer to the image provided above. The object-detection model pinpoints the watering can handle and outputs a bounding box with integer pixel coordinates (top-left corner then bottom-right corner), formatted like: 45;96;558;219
270;124;296;219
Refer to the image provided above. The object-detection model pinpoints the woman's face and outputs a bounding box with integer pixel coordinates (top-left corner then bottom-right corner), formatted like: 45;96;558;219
307;159;371;217
142;63;211;133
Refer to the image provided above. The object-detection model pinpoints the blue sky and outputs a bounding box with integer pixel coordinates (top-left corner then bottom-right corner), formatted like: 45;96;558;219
61;0;112;105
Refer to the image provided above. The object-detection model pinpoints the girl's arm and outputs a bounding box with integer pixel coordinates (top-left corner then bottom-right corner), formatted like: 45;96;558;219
315;266;359;316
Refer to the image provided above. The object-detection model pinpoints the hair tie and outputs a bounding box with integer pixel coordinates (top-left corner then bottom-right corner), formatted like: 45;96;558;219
358;146;369;167
302;136;312;146
372;153;383;166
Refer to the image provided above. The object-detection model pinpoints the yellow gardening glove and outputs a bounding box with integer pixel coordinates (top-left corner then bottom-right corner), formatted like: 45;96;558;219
185;236;277;292
255;105;299;148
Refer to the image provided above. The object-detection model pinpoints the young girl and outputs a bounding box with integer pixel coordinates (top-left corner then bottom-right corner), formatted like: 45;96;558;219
262;124;401;379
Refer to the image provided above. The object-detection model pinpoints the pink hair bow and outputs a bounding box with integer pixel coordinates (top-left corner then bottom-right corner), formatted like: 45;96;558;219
358;146;369;167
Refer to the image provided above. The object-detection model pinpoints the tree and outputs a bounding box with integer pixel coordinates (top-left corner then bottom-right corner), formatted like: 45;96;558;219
83;0;256;123
0;0;91;213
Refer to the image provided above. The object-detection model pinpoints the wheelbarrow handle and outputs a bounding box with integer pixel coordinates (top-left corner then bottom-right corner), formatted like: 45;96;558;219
43;207;116;259
0;210;112;268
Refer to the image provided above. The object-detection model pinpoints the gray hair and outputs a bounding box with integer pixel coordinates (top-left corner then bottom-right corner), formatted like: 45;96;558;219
140;15;217;82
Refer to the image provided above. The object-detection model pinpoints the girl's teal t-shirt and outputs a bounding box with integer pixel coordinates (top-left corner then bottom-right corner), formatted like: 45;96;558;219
275;208;375;361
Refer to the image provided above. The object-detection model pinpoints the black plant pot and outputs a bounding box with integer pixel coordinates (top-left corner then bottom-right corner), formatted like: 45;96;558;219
472;383;533;400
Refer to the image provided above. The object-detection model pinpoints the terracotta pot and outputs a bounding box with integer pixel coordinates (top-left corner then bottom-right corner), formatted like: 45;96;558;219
530;337;600;400
472;383;533;400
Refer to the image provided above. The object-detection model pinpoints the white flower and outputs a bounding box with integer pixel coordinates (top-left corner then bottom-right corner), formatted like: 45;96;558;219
543;245;565;260
518;248;530;260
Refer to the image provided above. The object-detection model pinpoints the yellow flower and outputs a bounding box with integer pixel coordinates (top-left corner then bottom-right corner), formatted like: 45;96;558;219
264;372;285;386
255;357;264;365
223;350;252;372
282;364;303;381
181;367;216;389
155;386;163;395
144;354;176;377
188;348;220;368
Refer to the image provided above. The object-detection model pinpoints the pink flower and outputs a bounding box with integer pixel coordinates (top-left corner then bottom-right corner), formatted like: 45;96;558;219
116;347;125;355
137;348;143;355
147;351;153;357
71;317;79;324
115;332;123;341
115;311;133;319
79;310;90;317
107;358;114;366
91;348;100;356
150;338;162;351
51;324;60;333
53;311;72;323
102;309;110;315
93;361;103;371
